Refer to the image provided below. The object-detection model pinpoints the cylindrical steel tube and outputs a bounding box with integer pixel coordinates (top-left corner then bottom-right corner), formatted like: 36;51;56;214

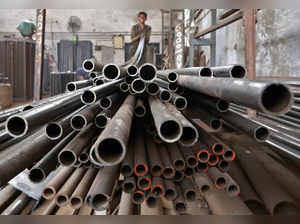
102;63;126;81
165;103;198;147
0;185;20;213
29;131;78;183
6;92;84;138
145;136;163;177
137;175;152;191
55;167;86;207
139;63;157;83
91;95;136;166
89;165;120;211
31;199;56;215
158;88;172;103
58;124;98;166
180;147;198;169
71;104;102;131
193;173;213;194
83;58;104;73
66;80;93;92
211;65;247;78
208;167;228;190
158;144;175;179
133;130;148;177
69;168;98;209
127;65;139;77
166;143;185;171
151;177;165;198
173;184;187;214
134;98;146;118
122;176;136;194
177;76;293;115
146;82;160;96
149;96;183;143
157;71;179;83
42;166;75;200
118;191;134;215
181;178;197;202
131;78;146;94
131;190;145;205
1;193;30;215
120;141;134;177
81;79;122;105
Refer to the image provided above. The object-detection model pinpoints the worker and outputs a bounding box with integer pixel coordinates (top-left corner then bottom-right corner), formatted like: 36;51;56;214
76;67;89;80
130;11;152;65
16;19;36;39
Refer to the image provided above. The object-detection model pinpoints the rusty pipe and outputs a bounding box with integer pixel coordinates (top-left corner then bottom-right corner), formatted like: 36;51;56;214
137;175;152;191
145;136;163;177
151;177;165;198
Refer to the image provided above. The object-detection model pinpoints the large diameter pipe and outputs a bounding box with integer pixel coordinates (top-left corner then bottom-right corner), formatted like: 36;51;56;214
58;124;98;166
177;76;293;115
149;96;183;143
0;128;67;185
165;103;198;147
55;167;86;207
42;166;75;200
81;79;123;105
6;92;85;138
91;95;136;166
66;80;93;92
89;165;120;211
145;136;163;177
83;58;104;73
102;63;126;81
71;104;102;131
211;65;247;78
139;63;157;83
29;131;78;183
45;106;86;140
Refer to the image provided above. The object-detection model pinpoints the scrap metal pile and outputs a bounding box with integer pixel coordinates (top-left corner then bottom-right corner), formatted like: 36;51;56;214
0;38;300;215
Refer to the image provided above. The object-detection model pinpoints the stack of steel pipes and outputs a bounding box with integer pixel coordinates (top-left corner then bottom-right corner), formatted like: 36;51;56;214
0;57;299;215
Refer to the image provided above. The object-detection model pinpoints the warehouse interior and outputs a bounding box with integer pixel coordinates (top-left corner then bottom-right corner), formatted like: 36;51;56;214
0;9;299;215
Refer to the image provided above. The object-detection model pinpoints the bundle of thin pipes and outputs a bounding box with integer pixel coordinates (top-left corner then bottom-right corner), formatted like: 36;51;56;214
0;52;298;215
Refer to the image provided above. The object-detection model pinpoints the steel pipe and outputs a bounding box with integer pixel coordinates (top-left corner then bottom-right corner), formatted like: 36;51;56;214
139;63;157;83
29;131;78;183
145;136;163;177
131;78;146;94
102;63;126;81
42;166;75;200
157;71;179;83
122;176;136;194
1;193;30;215
211;65;247;78
132;190;145;205
164;179;177;201
133;129;148;177
58;124;98;166
120;82;130;93
151;177;165;198
178;76;293;115
91;95;136;166
66;80;93;92
154;78;178;92
55;167;86;207
173;184;187;214
89;165;120;211
165;103;198;147
71;104;102;131
166;143;185;171
83;58;104;73
158;144;175;179
70;168;98;209
149;96;183;143
181;178;197;202
6;92;84;138
146;82;160;96
127;65;139;77
165;67;213;77
137;175;152;191
120;141;134;177
134;98;146;118
158;88;172;103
